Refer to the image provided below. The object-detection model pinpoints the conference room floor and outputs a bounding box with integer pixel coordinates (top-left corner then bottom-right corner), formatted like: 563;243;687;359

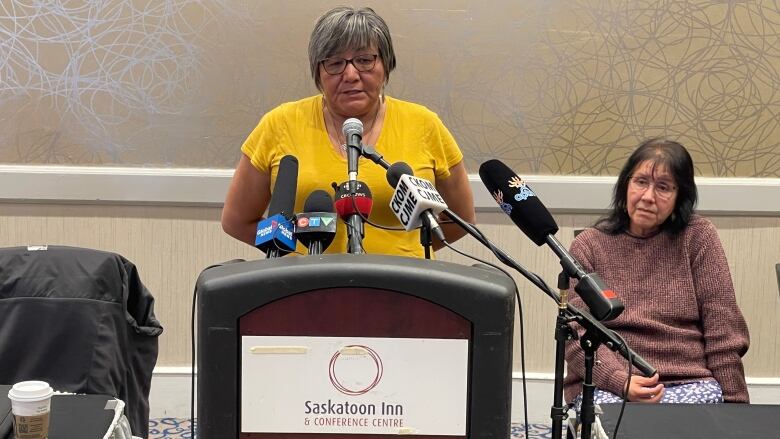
147;418;551;438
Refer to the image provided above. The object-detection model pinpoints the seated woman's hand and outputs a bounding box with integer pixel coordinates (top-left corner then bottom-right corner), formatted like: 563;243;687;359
627;373;664;403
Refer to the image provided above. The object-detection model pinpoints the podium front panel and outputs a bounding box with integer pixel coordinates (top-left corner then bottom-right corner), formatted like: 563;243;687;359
197;255;515;439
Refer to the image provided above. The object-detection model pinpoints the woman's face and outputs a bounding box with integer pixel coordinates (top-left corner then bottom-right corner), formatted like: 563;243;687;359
626;160;678;237
319;46;385;119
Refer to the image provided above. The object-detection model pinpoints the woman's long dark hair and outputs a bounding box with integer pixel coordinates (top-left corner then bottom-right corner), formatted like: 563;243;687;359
596;138;698;235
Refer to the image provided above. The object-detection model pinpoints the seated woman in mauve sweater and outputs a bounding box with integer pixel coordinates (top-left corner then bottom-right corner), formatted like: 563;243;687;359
564;138;750;407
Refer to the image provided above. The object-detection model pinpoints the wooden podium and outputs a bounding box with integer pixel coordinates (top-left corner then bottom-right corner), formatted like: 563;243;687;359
197;254;515;438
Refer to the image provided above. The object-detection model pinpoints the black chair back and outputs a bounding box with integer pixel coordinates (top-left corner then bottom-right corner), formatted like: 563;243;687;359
0;246;162;438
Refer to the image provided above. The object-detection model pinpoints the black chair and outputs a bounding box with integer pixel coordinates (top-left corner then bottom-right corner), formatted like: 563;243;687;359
0;246;162;438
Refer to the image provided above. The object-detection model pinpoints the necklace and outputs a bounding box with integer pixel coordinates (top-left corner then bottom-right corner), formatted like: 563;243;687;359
322;97;385;156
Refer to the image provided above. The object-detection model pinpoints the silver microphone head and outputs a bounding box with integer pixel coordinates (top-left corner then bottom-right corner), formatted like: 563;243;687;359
342;118;363;138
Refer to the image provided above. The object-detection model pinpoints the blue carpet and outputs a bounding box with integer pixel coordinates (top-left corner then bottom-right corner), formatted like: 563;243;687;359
148;418;195;438
148;418;552;438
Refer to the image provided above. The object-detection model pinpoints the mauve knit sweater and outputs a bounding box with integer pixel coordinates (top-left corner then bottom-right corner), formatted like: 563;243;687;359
563;215;750;403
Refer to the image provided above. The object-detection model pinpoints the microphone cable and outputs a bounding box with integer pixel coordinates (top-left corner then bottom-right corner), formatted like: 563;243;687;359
271;217;305;256
331;181;406;232
440;237;531;439
335;184;459;251
613;331;632;439
331;181;407;255
190;276;197;439
356;207;457;231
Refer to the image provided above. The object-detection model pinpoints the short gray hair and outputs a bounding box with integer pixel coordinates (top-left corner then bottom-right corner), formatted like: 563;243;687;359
308;6;396;91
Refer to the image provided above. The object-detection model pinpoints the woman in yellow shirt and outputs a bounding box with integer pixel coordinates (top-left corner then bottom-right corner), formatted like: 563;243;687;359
222;6;475;257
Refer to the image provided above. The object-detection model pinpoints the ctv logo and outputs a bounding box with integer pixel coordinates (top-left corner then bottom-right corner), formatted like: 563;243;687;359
297;217;324;228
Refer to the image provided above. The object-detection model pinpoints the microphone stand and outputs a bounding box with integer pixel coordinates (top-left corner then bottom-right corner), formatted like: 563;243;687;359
359;144;391;169
440;210;657;439
345;212;365;254
551;271;574;439
419;226;432;259
360;145;435;259
555;257;623;439
577;326;602;439
308;240;323;256
346;141;365;254
355;150;653;436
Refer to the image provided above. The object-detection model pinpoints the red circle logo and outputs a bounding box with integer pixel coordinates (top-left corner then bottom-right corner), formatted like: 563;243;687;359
328;345;383;396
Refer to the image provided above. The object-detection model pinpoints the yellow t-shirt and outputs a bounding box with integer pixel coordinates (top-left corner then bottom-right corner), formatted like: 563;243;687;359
241;95;464;257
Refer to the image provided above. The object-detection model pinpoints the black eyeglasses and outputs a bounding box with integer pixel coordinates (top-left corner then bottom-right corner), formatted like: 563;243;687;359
320;54;378;75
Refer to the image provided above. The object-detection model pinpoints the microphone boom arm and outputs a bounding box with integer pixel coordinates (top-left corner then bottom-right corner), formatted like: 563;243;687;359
440;209;656;377
360;144;391;169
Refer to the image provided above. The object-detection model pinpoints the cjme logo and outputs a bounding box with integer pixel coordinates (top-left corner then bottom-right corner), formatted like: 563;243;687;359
328;345;383;396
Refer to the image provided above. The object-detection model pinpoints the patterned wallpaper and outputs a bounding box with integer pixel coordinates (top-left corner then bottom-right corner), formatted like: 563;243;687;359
0;0;778;176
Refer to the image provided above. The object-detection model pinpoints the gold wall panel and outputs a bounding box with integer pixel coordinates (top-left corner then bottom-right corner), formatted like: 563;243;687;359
1;1;778;176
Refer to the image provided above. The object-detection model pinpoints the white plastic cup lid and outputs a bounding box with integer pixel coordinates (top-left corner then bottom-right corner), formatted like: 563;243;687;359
7;381;54;402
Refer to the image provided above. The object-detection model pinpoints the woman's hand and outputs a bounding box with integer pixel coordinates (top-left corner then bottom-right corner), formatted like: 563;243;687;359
626;374;664;403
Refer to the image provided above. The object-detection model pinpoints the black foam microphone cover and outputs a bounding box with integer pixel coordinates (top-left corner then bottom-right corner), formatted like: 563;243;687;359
386;161;414;188
303;189;335;213
478;159;558;246
297;190;337;254
268;155;299;217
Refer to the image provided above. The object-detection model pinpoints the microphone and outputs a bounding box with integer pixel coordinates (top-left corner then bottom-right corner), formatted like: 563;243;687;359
342;118;363;186
333;181;373;218
386;161;412;188
478;159;624;321
254;155;298;257
333;180;373;254
386;162;447;242
295;190;337;255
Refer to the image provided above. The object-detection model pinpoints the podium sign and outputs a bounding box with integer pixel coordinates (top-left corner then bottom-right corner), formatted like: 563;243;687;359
241;336;468;435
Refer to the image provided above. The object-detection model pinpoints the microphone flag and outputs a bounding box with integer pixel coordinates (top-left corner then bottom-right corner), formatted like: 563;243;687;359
389;174;447;231
254;213;296;252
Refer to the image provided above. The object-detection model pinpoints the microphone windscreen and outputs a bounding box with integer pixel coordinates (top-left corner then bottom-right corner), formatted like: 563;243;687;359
386;161;414;188
342;118;363;137
478;159;559;246
295;190;338;254
333;181;373;218
303;190;335;213
267;155;299;218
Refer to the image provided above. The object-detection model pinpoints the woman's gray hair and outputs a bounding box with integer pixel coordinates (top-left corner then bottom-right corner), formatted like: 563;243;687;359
308;6;396;91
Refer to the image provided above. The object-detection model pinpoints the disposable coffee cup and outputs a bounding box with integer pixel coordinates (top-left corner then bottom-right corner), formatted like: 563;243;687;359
7;381;53;439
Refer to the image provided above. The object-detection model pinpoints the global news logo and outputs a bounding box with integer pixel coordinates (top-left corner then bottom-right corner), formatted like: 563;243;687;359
256;220;278;237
